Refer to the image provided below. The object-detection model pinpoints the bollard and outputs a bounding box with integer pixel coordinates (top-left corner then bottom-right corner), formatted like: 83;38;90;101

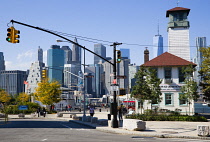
99;109;101;112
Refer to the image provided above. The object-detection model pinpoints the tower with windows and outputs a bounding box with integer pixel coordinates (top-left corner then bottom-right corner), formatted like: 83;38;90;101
167;7;190;61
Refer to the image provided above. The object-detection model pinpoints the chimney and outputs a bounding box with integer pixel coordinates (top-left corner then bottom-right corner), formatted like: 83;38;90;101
144;47;149;63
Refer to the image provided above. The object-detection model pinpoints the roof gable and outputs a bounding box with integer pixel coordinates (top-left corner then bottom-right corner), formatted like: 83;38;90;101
142;52;196;67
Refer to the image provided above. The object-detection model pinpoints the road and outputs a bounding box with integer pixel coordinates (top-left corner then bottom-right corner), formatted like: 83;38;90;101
0;119;209;142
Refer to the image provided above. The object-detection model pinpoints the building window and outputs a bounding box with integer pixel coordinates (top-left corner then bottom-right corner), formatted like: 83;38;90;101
164;67;171;79
165;93;173;105
179;93;187;106
178;67;185;83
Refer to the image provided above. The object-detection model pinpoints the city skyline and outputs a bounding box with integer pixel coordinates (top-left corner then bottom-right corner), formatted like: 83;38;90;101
0;0;210;71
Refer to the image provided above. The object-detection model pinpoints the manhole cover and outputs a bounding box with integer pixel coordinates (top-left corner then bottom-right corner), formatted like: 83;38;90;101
161;131;178;134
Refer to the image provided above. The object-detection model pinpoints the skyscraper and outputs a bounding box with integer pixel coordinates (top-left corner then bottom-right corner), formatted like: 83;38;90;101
72;37;81;64
153;33;163;59
0;52;5;71
194;37;207;84
61;46;72;64
120;48;130;59
0;70;27;96
94;43;106;64
167;7;191;61
47;45;64;83
38;46;43;63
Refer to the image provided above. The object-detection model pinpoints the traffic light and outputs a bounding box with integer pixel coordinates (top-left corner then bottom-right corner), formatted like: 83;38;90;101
6;26;20;43
116;50;121;63
13;28;20;43
6;27;14;43
42;69;47;79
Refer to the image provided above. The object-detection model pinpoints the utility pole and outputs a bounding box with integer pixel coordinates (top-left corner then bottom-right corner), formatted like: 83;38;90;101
110;42;122;128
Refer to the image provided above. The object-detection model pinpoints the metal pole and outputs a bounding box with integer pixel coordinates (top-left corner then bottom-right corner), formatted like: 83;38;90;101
82;48;86;122
111;42;122;128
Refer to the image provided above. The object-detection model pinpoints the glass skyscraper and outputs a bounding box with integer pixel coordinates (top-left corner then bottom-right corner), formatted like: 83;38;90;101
0;52;5;71
153;34;163;59
72;37;81;64
47;45;64;83
120;48;130;59
94;43;106;64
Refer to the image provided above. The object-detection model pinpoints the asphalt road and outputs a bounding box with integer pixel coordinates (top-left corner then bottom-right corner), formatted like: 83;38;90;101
0;119;209;142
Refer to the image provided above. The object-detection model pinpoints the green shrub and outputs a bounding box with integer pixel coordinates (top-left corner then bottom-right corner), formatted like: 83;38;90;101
126;113;208;122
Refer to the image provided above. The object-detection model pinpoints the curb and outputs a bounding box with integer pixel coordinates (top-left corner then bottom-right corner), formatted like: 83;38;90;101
69;120;210;140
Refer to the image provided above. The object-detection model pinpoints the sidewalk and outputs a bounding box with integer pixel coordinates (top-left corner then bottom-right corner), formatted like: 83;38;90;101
7;109;210;140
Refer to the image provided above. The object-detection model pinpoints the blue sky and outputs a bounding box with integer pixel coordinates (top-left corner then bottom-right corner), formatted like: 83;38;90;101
0;0;210;70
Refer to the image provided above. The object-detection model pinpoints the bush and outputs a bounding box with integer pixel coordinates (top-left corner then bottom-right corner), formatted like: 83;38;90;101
3;102;40;114
126;113;208;122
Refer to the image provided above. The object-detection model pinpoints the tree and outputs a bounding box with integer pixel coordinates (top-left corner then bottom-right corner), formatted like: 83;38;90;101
0;89;11;104
131;66;162;111
181;64;199;114
17;92;29;103
34;79;61;106
199;46;210;100
0;89;11;122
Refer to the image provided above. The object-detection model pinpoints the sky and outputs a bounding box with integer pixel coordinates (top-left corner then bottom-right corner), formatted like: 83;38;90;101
0;0;210;71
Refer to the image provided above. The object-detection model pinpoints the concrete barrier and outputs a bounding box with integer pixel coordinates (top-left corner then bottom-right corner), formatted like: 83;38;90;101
91;117;98;123
57;113;63;117
0;113;5;118
98;119;108;126
70;114;76;118
197;125;209;137
18;113;25;118
123;119;146;131
72;115;79;120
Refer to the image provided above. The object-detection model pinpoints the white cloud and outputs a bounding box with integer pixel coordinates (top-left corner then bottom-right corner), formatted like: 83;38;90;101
17;50;35;61
5;50;36;71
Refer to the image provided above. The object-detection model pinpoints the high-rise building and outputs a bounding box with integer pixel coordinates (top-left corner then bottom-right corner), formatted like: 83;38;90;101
167;7;191;61
94;43;106;64
25;61;45;94
38;46;43;63
103;58;130;95
61;46;72;64
72;37;81;64
194;37;207;84
129;64;140;92
0;52;5;71
0;70;27;96
120;48;130;59
153;34;163;59
47;45;64;83
63;64;81;90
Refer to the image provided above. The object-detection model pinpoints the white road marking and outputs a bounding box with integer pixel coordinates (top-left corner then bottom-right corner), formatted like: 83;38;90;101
41;139;47;141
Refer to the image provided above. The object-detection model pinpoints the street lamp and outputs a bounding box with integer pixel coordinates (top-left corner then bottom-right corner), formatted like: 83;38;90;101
57;39;87;122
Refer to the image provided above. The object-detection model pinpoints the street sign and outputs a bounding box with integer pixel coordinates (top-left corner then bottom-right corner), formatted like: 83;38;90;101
117;75;126;79
18;105;28;110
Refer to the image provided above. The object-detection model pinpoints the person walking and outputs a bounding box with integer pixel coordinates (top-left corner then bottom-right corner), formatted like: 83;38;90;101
118;104;123;120
37;107;41;117
43;107;46;117
89;106;95;117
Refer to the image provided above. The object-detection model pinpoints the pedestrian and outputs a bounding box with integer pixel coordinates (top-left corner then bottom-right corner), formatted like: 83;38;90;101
37;107;41;117
68;105;72;112
89;106;95;117
65;105;68;112
118;104;123;120
43;107;46;117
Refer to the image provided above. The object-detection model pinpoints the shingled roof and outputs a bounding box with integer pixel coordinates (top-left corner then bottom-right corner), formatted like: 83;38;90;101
166;7;190;17
142;52;196;67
